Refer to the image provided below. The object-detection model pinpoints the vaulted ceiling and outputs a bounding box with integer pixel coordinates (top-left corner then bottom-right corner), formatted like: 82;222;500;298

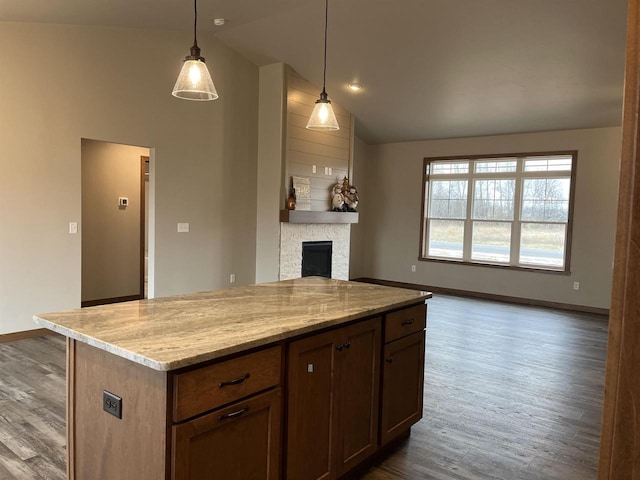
1;0;628;144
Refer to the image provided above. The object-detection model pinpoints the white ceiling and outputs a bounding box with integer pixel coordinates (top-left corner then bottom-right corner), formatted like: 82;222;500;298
1;0;628;144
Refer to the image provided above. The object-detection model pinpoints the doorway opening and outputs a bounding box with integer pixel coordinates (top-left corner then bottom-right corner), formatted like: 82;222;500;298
81;139;152;307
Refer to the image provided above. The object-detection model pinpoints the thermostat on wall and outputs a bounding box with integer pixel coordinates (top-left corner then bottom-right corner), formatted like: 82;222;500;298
118;197;129;207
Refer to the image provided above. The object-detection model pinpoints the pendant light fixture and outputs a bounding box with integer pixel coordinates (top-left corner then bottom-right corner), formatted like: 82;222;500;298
172;0;219;101
306;0;339;131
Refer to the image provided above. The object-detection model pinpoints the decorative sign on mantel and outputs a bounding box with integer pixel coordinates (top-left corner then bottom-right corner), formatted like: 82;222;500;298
292;176;311;211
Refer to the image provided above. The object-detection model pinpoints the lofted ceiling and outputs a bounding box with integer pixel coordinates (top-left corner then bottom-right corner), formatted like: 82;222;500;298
1;0;628;144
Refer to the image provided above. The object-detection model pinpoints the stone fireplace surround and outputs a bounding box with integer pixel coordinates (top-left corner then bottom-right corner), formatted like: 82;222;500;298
279;223;350;280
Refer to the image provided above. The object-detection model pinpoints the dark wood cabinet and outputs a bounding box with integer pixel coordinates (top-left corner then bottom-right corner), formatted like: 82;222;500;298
286;317;381;480
172;388;281;480
335;319;381;477
380;303;427;446
380;331;425;445
286;328;336;480
171;346;283;480
65;295;428;480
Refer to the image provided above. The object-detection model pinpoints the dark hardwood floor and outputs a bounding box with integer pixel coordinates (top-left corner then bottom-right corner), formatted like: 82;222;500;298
361;295;608;480
0;334;66;479
0;295;607;479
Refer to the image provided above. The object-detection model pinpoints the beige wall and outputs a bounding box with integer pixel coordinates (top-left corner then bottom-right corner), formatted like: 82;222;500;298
349;136;370;279
81;140;149;303
356;127;621;309
0;22;258;334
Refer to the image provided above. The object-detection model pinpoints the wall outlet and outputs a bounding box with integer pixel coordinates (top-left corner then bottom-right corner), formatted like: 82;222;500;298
103;391;122;419
230;273;236;284
312;165;317;174
411;265;416;272
573;281;580;291
177;223;189;233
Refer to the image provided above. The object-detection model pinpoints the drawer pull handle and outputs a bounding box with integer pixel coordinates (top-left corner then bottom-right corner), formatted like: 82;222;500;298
218;373;251;388
401;319;415;327
218;406;249;420
386;357;393;364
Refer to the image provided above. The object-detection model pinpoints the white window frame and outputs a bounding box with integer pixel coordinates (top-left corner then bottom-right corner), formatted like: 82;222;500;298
419;151;577;273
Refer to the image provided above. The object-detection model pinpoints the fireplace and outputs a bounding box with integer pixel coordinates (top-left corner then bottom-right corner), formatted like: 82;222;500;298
301;241;332;278
279;223;350;281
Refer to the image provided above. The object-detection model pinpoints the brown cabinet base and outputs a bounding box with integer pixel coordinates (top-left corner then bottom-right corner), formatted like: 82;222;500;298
380;331;426;446
172;389;281;480
286;317;381;480
67;339;169;479
65;302;427;480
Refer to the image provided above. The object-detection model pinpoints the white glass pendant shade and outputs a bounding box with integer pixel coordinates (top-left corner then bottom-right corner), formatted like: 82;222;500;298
306;94;339;131
172;58;218;101
306;0;339;131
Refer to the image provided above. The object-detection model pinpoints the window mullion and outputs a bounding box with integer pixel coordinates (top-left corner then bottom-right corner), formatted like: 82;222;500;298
510;158;524;266
463;169;474;261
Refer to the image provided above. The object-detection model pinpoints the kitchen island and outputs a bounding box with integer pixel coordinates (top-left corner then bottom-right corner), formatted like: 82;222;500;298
34;277;431;479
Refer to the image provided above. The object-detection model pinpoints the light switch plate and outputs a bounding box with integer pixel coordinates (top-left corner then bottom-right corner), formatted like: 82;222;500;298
69;222;78;234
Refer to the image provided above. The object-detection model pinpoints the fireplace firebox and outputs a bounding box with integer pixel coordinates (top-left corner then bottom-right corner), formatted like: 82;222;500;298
301;241;332;278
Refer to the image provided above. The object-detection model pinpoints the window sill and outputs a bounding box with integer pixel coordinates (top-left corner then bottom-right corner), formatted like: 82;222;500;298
418;256;570;275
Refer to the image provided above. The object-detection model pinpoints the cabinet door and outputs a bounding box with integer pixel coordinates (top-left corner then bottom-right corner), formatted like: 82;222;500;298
286;318;382;480
336;317;381;477
380;331;425;446
172;388;281;480
286;329;341;480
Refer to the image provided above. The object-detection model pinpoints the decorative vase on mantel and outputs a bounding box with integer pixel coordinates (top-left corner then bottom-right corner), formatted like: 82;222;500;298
287;188;296;210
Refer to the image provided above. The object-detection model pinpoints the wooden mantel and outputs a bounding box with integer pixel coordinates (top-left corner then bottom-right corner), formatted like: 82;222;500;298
280;210;359;224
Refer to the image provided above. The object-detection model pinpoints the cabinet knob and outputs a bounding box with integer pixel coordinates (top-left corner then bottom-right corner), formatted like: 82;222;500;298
336;344;344;352
385;357;393;364
344;342;351;350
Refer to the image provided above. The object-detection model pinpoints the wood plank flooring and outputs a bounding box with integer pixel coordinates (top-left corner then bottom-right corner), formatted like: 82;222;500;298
0;295;607;479
360;295;608;480
0;335;66;479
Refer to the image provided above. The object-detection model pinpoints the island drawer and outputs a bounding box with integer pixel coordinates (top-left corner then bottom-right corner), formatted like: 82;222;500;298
384;303;426;343
173;345;281;422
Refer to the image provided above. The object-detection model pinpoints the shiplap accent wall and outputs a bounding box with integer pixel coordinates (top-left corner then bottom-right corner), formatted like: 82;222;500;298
285;68;355;211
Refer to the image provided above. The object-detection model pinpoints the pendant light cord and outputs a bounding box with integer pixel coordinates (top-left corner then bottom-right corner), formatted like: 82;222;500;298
322;0;328;93
193;0;199;48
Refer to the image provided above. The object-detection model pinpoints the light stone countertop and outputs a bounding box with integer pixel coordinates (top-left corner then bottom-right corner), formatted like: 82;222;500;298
33;277;431;371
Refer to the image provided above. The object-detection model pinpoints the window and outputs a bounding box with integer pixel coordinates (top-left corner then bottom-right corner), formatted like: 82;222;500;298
420;152;576;272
